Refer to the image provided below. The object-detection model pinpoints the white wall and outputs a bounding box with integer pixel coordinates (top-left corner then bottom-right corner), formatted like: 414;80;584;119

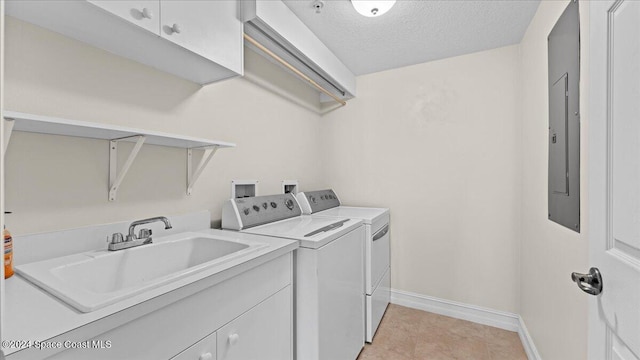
322;45;522;313
519;1;589;359
3;17;327;235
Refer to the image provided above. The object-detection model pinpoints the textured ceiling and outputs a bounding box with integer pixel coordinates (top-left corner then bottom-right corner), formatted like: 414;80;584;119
283;0;540;75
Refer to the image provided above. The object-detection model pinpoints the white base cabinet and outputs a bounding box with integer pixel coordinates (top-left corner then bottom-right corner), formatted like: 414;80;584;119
24;253;293;360
172;286;291;360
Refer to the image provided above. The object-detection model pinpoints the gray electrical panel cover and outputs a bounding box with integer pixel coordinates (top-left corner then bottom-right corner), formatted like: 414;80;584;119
548;0;580;232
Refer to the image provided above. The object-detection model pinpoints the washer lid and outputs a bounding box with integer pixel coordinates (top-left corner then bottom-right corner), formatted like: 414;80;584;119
313;206;389;224
242;216;363;249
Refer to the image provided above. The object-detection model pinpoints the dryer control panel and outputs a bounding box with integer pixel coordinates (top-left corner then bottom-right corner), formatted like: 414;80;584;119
222;193;302;230
296;189;341;214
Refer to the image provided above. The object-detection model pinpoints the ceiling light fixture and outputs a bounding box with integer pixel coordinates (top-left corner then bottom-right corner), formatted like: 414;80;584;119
351;0;396;17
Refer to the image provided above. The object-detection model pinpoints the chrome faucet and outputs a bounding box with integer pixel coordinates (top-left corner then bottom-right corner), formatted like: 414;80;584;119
108;216;173;251
128;216;172;240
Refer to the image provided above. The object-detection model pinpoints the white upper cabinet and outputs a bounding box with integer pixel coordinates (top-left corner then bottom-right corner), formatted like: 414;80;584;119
88;0;160;33
6;0;243;84
160;1;242;75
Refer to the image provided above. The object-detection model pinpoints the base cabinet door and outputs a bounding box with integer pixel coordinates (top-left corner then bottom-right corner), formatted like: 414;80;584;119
217;286;292;360
171;331;216;360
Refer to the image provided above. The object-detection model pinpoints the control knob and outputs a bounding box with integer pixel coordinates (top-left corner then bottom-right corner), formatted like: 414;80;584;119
243;208;250;215
270;202;277;208
253;205;260;212
262;202;268;209
285;199;295;210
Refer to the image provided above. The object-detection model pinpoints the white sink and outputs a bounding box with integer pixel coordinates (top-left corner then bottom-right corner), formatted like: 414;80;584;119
16;232;267;312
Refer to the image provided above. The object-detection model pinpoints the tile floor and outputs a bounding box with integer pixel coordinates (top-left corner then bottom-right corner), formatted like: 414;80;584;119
357;304;527;360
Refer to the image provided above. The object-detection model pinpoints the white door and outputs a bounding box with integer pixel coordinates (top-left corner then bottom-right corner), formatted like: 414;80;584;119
588;1;640;359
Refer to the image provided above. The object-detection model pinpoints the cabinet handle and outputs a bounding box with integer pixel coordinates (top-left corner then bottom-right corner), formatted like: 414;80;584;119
169;23;182;34
140;7;153;19
198;353;213;360
228;333;240;346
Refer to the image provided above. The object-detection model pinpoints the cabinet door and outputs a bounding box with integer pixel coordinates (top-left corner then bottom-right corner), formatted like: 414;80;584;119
88;0;160;33
217;286;292;360
160;1;242;74
172;331;216;360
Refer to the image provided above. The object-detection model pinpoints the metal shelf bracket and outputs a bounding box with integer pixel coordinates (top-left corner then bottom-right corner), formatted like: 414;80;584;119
187;146;219;195
109;135;146;201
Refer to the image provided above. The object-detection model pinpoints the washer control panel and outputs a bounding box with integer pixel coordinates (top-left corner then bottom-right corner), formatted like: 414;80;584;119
222;193;302;230
296;189;341;214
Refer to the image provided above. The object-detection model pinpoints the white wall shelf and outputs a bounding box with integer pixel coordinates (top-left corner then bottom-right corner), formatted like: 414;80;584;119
2;111;235;200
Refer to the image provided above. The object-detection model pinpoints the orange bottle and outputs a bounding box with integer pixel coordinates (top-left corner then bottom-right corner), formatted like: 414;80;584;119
4;225;13;279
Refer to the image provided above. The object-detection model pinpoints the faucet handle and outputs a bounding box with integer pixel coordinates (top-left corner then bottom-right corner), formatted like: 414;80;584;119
138;228;152;239
111;232;124;244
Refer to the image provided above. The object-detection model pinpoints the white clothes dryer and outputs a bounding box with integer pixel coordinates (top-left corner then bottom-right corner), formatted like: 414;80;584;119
297;190;390;343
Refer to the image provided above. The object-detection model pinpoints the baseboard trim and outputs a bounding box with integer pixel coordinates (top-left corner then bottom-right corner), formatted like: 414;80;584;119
518;315;542;360
390;288;541;360
390;288;520;331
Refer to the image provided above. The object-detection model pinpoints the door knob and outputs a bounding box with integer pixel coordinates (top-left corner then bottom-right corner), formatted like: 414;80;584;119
229;333;240;345
140;7;153;19
169;23;182;34
571;267;603;295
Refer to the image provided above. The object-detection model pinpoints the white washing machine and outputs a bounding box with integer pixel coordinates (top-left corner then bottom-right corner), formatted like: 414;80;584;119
296;190;390;343
222;193;365;360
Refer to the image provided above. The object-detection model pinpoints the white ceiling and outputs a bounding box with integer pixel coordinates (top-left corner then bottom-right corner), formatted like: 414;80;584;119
283;0;540;76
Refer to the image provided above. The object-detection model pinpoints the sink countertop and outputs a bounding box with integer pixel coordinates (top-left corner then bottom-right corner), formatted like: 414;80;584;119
3;229;298;358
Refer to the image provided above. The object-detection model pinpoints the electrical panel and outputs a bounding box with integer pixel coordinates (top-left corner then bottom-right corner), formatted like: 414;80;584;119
548;0;580;232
